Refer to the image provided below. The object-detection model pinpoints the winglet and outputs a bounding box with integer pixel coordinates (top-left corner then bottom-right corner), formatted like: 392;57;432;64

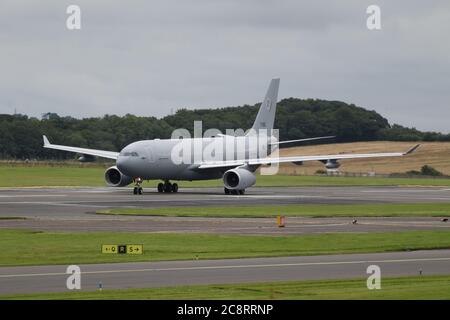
43;135;50;146
404;144;420;155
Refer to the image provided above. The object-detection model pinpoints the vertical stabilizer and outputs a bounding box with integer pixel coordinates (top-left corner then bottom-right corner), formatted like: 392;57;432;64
250;78;280;132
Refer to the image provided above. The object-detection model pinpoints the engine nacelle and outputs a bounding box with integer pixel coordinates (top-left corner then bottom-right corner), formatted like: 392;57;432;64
104;166;133;187
78;154;96;163
223;168;256;190
324;159;341;169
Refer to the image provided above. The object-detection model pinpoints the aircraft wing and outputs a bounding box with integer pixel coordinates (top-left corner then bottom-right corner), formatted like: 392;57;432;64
197;144;420;169
42;135;119;160
269;136;335;145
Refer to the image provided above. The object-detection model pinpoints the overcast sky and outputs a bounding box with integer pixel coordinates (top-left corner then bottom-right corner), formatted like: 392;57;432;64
0;1;449;132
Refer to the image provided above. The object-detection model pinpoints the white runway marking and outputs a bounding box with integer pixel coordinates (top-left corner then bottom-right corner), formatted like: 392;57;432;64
0;196;312;205
69;190;119;194
360;189;450;193
152;222;353;234
0;201;110;208
360;221;450;228
1;257;450;279
210;195;317;199
1;194;448;208
0;195;66;198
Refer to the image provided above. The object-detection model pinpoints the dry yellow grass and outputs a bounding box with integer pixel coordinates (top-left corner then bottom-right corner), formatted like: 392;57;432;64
277;141;450;175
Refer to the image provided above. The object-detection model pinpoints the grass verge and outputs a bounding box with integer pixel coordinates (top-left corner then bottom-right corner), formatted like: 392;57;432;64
2;275;450;300
0;229;449;267
98;203;450;218
2;165;450;187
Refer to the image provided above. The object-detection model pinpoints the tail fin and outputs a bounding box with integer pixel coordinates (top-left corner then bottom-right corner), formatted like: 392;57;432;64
250;78;280;132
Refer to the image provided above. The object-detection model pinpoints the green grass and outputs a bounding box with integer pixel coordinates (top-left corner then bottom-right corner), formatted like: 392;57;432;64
98;203;450;218
0;166;106;187
2;275;450;300
1;229;449;267
1;165;450;187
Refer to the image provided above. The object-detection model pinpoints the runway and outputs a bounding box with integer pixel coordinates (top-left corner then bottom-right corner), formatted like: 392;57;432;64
1;249;449;295
1;186;450;220
0;186;450;235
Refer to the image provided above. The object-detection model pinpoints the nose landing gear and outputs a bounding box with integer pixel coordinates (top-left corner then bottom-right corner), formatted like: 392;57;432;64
133;177;143;195
157;181;178;193
132;179;179;194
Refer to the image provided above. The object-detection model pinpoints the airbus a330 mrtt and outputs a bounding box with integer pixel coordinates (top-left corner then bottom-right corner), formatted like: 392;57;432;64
43;78;419;195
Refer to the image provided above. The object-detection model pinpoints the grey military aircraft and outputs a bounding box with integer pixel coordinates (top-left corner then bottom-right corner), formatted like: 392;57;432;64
43;78;419;195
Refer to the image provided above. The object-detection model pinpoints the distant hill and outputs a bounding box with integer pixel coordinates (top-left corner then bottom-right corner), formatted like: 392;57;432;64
1;98;449;159
164;98;390;142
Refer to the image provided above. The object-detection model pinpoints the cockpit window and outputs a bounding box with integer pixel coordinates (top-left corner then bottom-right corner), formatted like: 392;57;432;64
120;151;139;157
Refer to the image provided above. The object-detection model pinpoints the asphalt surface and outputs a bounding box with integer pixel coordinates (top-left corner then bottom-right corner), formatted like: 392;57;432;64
2;186;450;220
0;186;449;296
2;215;450;235
1;250;449;295
1;186;450;234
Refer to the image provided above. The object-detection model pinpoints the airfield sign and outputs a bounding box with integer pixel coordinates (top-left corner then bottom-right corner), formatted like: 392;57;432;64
101;244;143;255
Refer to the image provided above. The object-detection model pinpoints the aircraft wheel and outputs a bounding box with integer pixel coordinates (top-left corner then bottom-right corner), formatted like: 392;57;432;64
172;183;178;193
157;183;164;193
238;189;245;195
224;187;230;195
138;187;143;195
133;187;138;195
164;182;172;193
231;190;238;195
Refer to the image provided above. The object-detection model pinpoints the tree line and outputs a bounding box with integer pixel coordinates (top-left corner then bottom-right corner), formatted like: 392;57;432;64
1;98;449;160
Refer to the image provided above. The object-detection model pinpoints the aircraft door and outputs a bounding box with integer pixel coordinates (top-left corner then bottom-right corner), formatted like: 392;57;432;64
147;147;155;162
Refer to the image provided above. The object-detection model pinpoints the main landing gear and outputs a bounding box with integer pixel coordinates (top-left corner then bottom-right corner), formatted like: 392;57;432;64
224;187;245;195
157;181;178;193
133;177;143;195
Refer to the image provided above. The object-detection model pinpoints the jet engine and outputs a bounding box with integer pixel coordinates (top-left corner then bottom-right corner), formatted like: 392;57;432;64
78;154;95;162
323;159;341;169
104;166;133;187
223;168;256;190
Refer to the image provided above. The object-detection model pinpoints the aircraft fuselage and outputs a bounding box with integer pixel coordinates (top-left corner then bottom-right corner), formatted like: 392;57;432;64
116;136;274;180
